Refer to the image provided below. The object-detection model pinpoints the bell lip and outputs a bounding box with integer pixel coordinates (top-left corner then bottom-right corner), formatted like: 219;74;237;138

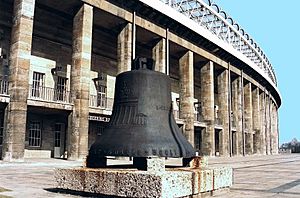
87;151;196;159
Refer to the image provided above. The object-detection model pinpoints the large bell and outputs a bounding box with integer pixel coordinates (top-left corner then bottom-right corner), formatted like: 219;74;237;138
87;58;195;167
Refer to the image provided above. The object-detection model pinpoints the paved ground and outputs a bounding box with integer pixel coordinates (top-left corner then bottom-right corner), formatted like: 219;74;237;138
0;154;299;197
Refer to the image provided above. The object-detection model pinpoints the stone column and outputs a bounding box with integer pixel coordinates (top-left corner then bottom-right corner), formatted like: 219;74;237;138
252;87;261;154
271;102;278;154
270;102;275;154
231;77;243;156
217;70;229;156
275;107;279;154
260;91;266;154
265;94;271;155
2;0;35;161
117;23;132;74
179;51;194;146
68;4;93;160
200;61;214;156
231;77;242;155
244;82;253;155
152;39;166;73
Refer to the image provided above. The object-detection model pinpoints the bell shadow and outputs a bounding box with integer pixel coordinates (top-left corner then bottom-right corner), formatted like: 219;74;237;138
44;188;119;198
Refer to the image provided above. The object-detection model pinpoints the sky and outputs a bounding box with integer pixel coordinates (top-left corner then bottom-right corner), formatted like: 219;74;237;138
214;0;300;144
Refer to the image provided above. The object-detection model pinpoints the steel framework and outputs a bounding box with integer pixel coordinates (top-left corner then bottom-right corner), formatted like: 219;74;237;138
160;0;277;85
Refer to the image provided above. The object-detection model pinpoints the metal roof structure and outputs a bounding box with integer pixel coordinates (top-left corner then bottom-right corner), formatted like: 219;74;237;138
157;0;277;85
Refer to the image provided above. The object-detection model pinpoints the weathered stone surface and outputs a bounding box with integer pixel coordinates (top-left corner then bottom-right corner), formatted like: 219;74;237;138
161;170;193;198
244;82;253;155
197;168;214;193
190;156;208;168
55;168;163;197
54;165;233;198
68;4;93;160
179;51;194;146
152;39;166;73
24;149;51;159
213;167;233;190
117;23;132;74
252;87;261;154
217;69;229;156
200;61;215;156
231;76;243;156
146;158;165;172
2;0;35;161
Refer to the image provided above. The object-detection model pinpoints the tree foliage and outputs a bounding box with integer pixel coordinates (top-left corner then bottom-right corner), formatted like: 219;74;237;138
280;138;300;153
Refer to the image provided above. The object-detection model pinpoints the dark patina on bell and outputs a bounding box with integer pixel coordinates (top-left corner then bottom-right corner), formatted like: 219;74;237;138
87;58;195;168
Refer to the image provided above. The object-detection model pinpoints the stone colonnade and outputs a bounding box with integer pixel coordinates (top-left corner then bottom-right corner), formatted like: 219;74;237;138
2;0;279;160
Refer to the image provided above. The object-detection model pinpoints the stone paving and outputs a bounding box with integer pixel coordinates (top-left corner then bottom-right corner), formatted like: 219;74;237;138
0;154;299;198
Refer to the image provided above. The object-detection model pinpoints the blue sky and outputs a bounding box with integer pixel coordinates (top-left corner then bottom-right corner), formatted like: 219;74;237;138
215;0;299;144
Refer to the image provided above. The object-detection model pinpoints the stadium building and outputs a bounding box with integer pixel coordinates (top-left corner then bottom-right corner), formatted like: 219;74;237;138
0;0;281;161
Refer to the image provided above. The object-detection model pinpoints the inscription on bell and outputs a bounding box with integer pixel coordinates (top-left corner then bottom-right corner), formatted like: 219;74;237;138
156;105;169;111
120;81;132;98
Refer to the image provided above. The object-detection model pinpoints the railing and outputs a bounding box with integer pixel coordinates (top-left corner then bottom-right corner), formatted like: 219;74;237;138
28;85;71;103
89;95;114;110
0;80;8;95
160;0;277;85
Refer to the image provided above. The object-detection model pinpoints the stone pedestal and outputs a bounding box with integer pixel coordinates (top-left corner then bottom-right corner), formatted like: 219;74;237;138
54;158;233;198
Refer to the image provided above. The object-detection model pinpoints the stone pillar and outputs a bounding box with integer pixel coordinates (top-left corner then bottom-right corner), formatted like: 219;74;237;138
152;39;166;73
117;23;132;74
2;0;35;161
68;4;93;160
271;102;278;154
275;107;279;154
265;94;271;155
260;91;266;154
200;61;214;156
232;77;243;156
270;102;273;154
179;51;194;146
244;82;253;155
217;70;229;156
252;87;261;154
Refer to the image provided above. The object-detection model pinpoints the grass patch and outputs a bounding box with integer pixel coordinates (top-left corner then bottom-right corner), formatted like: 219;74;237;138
0;187;11;193
0;195;13;198
0;187;12;198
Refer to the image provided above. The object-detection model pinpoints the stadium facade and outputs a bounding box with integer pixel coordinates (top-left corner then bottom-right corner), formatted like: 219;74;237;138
0;0;281;161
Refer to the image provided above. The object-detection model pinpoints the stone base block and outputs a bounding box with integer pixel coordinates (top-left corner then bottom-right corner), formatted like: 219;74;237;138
24;149;51;159
54;166;233;198
213;167;233;189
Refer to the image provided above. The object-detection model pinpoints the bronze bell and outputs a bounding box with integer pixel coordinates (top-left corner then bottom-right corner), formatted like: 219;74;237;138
87;58;195;168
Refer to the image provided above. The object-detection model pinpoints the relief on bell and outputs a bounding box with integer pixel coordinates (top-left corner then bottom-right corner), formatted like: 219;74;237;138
87;58;196;167
119;81;133;99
